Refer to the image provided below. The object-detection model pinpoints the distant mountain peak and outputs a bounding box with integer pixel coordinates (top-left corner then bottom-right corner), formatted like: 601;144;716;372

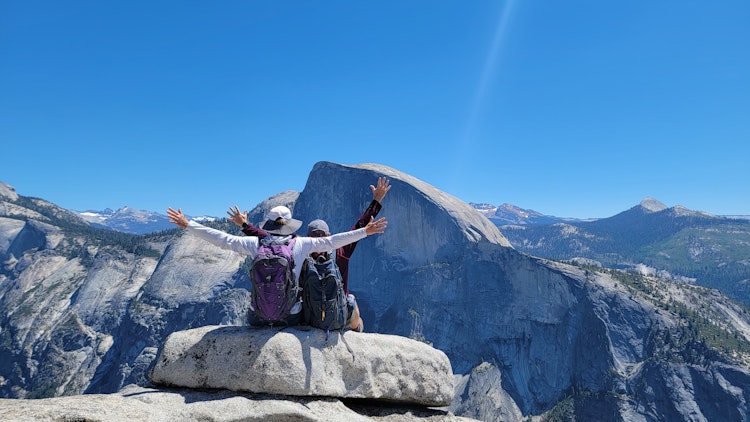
469;202;586;226
640;197;667;212
670;205;715;218
498;203;544;219
73;207;175;234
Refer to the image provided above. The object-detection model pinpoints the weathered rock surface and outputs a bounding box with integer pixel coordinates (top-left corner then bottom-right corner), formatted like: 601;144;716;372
450;362;523;422
149;325;454;407
0;384;477;421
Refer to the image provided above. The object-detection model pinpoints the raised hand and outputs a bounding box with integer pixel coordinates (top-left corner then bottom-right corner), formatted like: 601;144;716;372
370;176;392;203
226;205;248;227
167;207;189;229
364;216;388;235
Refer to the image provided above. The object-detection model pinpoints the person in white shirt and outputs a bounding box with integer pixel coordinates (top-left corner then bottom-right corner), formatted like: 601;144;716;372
166;205;387;326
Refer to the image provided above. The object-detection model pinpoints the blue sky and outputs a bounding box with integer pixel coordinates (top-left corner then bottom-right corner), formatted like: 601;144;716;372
2;1;748;219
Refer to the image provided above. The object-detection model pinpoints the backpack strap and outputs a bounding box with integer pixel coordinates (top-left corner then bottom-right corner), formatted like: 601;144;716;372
337;330;355;360
261;234;296;246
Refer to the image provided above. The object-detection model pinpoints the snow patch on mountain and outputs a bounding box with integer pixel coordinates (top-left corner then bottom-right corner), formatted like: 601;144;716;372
193;216;217;223
470;202;591;226
74;207;175;234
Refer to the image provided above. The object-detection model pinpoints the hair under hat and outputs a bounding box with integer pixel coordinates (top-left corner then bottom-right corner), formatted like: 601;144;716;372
260;205;302;236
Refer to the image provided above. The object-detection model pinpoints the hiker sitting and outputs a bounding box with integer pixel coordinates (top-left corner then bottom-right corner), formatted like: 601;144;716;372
166;205;387;327
228;176;391;332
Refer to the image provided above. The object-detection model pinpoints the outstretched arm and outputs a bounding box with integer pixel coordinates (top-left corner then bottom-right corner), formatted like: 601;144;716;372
302;216;388;254
342;177;390;258
167;207;259;255
351;177;390;231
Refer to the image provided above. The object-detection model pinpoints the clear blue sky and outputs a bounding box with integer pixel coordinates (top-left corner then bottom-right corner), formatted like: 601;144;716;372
2;1;748;219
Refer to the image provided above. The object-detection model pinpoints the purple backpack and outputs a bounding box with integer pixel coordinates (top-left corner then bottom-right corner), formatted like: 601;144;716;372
250;236;299;324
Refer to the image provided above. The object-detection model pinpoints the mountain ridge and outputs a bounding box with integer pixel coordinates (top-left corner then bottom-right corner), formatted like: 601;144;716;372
497;196;750;307
2;170;750;421
6;179;747;232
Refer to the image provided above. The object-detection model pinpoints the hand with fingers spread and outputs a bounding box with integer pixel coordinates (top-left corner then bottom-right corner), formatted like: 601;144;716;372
227;205;248;227
364;216;388;235
167;207;189;229
371;176;391;203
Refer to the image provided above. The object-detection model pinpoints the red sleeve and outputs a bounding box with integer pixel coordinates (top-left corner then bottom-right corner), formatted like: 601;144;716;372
339;200;382;259
242;223;268;238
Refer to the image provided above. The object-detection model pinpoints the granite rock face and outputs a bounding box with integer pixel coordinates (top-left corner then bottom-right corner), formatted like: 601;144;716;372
450;362;523;422
149;326;454;407
0;384;476;422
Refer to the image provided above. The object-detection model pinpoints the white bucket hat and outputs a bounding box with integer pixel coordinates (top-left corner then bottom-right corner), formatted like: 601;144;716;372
260;205;302;235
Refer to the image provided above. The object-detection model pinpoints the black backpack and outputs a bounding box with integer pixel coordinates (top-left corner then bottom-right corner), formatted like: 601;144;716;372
249;235;299;325
301;252;348;332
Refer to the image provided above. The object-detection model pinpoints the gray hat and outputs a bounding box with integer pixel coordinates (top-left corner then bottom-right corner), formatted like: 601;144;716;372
307;219;330;236
260;206;302;236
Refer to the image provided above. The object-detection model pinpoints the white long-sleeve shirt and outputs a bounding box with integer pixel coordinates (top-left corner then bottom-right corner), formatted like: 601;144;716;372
185;220;369;313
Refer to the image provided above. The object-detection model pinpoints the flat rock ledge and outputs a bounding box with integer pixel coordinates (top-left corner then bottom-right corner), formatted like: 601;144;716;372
0;384;478;422
149;325;455;407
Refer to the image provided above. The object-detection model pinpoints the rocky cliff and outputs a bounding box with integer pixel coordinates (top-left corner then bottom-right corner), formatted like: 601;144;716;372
2;164;750;421
149;326;454;406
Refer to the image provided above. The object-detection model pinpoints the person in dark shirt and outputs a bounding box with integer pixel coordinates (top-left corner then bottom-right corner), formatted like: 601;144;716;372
227;177;391;332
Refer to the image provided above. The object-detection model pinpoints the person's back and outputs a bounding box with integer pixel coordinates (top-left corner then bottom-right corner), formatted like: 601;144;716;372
300;248;348;332
228;177;391;332
249;233;299;326
167;205;388;328
297;177;391;332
